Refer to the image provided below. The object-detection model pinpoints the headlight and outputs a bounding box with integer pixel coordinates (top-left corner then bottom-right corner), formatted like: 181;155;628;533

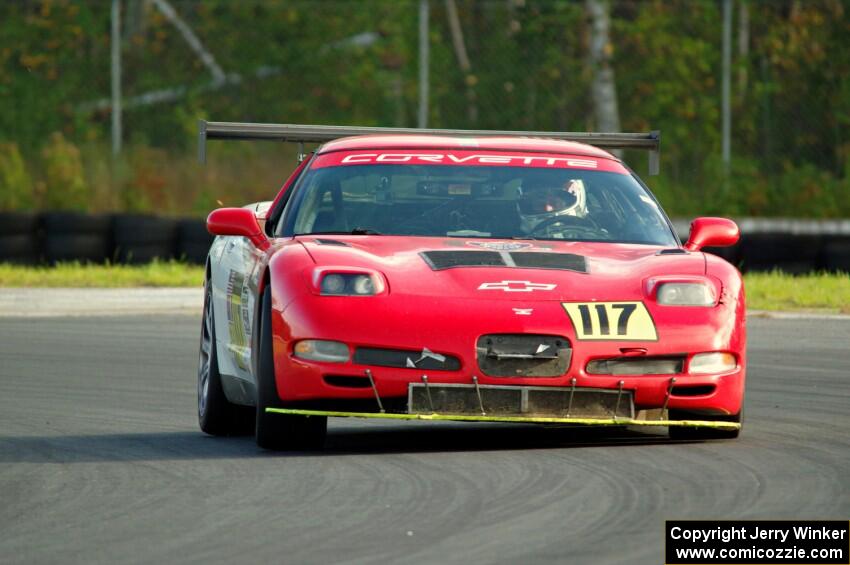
586;356;684;375
689;352;736;374
657;282;715;306
293;340;350;363
320;273;379;296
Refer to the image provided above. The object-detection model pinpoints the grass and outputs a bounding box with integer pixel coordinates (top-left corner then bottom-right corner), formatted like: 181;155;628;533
0;263;847;313
0;260;205;288
744;271;850;314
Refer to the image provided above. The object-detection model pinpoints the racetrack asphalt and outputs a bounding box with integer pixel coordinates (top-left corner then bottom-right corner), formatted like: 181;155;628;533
0;314;848;565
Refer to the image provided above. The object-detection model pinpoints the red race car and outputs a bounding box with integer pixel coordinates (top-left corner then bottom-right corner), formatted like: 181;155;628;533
197;121;745;450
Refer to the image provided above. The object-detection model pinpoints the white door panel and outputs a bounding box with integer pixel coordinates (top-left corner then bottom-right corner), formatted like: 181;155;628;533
211;235;262;385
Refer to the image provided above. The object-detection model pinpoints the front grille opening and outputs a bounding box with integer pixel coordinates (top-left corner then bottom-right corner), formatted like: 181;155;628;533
408;383;633;418
671;385;716;397
323;375;372;388
476;334;571;377
586;356;685;376
353;347;461;371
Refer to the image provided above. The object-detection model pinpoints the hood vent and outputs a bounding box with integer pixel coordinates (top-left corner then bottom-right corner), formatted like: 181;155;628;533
314;238;350;246
421;250;588;273
420;250;503;270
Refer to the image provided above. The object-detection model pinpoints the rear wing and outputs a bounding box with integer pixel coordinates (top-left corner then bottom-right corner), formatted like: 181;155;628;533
198;120;661;175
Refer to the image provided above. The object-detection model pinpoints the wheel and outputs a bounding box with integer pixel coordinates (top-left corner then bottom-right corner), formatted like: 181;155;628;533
255;285;327;451
198;277;236;436
668;408;742;440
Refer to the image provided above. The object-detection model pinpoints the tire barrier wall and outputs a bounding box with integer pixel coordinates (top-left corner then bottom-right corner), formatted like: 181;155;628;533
0;212;40;264
672;219;850;274
0;212;214;265
0;213;848;271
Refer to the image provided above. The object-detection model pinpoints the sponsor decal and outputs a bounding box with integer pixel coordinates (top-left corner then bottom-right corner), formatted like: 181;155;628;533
339;153;599;168
312;150;629;174
562;301;658;341
478;280;556;293
467;241;533;251
226;270;252;369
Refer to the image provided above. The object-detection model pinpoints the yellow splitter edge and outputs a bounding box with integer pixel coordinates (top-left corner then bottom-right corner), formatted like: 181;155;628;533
267;408;741;429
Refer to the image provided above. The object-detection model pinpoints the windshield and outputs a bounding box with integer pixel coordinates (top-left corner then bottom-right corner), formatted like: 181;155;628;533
279;151;678;246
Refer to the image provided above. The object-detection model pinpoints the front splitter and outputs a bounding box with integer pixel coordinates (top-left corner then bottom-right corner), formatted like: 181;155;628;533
266;408;741;429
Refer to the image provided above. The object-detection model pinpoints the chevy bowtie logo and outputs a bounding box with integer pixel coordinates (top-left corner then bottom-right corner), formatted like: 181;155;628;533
478;280;557;292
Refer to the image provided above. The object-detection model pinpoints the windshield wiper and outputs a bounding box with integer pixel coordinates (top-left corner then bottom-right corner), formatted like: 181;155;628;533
350;227;382;235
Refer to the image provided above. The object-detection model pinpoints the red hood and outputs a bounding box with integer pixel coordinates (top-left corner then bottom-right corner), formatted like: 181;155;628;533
295;236;704;302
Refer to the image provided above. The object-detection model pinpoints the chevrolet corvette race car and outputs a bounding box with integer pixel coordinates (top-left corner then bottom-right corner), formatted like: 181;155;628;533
197;121;745;450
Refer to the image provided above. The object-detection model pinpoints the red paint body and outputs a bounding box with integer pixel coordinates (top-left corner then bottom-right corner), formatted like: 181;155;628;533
265;237;745;416
207;208;269;250
225;135;747;417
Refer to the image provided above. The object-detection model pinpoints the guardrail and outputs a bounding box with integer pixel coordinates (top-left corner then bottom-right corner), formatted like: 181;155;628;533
0;212;848;272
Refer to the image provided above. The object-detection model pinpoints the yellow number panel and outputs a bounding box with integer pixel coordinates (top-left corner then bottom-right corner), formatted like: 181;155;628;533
562;301;658;341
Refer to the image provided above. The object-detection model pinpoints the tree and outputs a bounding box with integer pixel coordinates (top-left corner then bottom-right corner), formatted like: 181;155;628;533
585;0;621;134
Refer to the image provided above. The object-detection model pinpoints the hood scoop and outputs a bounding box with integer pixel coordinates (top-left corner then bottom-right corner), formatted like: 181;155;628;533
421;250;588;273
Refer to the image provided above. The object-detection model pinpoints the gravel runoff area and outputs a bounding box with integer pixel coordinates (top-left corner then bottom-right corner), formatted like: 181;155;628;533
1;287;849;319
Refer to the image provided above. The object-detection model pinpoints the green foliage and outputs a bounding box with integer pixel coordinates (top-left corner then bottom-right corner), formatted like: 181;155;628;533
0;259;205;288
40;132;90;211
0;142;34;210
0;0;847;217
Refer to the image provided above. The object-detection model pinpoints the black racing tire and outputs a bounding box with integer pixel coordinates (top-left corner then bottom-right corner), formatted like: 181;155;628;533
41;212;111;235
43;234;110;264
819;239;850;273
176;219;213;264
0;212;39;236
112;214;178;264
668;408;742;440
0;213;40;263
255;285;327;451
738;233;819;274
198;278;235;436
0;233;39;264
40;212;111;264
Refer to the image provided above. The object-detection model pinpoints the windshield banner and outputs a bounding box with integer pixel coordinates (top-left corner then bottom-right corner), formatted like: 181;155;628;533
312;150;628;174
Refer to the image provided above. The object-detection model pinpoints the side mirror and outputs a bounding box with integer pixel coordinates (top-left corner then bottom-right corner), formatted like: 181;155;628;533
684;217;739;251
207;208;270;250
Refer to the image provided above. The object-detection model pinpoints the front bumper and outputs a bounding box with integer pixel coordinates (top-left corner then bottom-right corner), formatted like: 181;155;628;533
272;294;746;416
267;408;743;431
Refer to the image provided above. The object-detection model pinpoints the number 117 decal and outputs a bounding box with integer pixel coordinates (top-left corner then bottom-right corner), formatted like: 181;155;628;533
562;301;658;341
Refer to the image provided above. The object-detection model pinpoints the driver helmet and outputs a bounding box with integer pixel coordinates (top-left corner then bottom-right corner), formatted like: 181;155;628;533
517;178;587;233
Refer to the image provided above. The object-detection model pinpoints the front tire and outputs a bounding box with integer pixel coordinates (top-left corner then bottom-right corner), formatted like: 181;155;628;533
668;408;742;440
198;278;233;436
255;285;327;451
